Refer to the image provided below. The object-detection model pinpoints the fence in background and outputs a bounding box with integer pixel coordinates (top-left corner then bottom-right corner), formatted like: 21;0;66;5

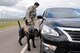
0;18;23;29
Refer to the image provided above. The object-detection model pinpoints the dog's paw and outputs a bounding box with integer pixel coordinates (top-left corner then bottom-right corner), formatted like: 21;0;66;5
33;46;36;48
20;44;23;46
27;48;31;51
18;41;23;46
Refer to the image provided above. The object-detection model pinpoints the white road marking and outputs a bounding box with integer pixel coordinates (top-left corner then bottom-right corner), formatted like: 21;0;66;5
0;26;18;33
20;40;32;53
20;43;27;53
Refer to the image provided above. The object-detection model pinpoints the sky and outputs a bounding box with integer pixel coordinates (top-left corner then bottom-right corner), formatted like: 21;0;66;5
0;0;80;18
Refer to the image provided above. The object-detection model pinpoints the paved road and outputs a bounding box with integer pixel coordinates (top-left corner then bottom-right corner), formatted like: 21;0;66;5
0;27;40;53
24;39;40;53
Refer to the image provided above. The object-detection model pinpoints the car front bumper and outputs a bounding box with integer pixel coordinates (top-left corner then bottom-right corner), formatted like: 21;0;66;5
41;34;80;53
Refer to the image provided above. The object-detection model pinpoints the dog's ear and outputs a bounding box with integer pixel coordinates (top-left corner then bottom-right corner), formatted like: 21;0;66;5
23;17;26;20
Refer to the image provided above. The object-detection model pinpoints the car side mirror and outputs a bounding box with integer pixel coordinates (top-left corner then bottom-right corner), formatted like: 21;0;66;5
37;15;43;19
37;15;46;21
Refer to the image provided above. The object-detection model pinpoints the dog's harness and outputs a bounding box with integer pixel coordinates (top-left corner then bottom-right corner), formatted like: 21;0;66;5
24;18;45;37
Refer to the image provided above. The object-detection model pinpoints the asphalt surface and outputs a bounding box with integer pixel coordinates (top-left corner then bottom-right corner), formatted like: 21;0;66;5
0;26;40;53
24;39;40;53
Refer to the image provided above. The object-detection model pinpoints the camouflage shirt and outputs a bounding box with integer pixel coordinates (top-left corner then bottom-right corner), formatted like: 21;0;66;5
25;6;37;22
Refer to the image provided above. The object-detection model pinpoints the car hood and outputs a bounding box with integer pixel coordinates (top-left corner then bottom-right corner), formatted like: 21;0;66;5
46;18;80;28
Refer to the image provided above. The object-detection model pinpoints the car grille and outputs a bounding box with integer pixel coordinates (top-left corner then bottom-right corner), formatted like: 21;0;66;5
64;30;80;41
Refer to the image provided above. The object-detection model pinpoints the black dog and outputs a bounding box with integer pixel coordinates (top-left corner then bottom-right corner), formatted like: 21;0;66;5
18;21;39;51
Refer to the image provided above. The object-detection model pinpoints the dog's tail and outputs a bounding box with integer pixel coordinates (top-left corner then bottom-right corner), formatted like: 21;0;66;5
18;21;21;29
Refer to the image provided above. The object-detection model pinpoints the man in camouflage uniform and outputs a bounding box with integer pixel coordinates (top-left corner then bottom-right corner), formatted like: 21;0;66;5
24;2;40;33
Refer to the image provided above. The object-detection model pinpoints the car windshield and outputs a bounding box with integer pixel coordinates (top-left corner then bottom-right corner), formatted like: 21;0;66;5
45;8;80;18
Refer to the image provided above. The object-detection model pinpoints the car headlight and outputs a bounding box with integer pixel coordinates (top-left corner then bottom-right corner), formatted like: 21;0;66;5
42;42;57;51
41;25;59;36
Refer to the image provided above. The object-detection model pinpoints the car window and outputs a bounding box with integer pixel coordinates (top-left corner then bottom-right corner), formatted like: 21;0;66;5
74;9;80;17
44;8;80;18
